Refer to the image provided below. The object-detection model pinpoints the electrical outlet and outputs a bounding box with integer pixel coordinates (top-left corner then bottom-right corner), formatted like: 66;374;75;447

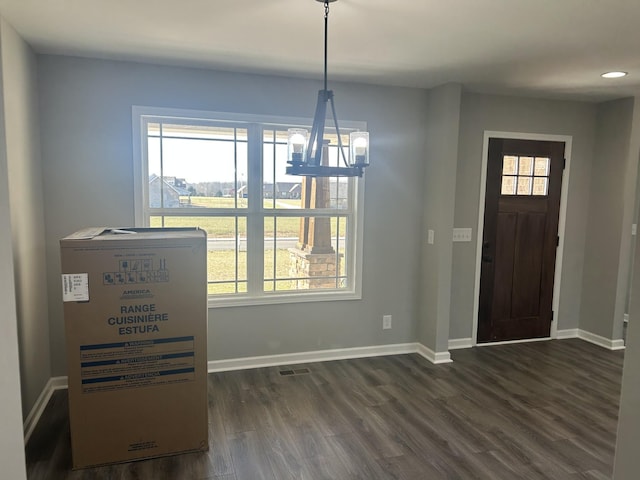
428;229;434;245
383;315;392;330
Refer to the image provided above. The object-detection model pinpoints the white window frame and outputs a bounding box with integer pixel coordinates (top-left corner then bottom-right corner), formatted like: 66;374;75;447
132;106;365;308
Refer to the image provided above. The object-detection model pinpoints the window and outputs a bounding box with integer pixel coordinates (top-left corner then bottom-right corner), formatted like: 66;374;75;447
133;107;365;306
501;155;550;196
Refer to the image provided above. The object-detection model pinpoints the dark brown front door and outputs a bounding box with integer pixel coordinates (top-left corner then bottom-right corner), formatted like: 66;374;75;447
478;138;564;343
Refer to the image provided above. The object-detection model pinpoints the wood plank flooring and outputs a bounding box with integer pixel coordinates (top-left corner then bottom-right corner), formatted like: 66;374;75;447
25;339;624;479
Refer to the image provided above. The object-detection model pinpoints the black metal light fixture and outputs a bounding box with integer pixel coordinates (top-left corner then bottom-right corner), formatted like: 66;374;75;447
286;0;370;178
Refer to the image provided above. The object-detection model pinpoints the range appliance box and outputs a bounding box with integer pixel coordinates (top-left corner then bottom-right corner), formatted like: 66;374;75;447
60;227;208;469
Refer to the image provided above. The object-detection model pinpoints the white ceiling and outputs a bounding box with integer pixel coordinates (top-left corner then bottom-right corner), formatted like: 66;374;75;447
1;0;640;101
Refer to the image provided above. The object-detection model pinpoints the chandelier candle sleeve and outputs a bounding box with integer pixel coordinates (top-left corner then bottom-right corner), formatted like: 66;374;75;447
350;132;369;167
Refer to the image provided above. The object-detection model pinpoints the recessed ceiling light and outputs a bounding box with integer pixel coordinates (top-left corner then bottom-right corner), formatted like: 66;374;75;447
601;71;628;79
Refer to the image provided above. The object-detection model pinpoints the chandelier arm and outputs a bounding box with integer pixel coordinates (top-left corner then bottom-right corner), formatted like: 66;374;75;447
306;90;329;166
328;94;350;168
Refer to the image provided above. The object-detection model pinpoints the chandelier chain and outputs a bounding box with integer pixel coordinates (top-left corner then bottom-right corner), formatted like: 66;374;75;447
322;0;347;168
323;1;329;92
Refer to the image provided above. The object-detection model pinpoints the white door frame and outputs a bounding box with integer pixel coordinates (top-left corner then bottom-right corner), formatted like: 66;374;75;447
471;131;573;345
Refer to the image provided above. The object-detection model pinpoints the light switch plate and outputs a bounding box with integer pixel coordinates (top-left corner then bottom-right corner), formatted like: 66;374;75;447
428;229;435;245
453;228;472;242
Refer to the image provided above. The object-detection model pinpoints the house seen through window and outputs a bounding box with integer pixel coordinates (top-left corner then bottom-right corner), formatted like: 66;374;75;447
134;108;365;305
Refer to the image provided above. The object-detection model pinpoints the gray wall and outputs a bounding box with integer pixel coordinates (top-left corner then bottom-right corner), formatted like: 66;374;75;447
580;99;634;340
38;55;429;376
418;83;461;353
450;92;598;340
614;151;640;477
1;17;50;419
0;17;28;480
615;100;640;335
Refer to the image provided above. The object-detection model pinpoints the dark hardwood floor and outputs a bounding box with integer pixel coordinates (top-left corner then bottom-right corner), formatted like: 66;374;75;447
26;339;624;479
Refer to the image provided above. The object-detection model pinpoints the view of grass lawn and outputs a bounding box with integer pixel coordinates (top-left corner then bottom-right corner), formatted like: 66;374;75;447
206;250;247;294
189;197;242;208
206;249;294;294
187;196;302;209
205;247;346;294
151;215;249;237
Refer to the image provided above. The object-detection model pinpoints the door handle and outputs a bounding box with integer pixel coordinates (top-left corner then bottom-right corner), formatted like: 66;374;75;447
482;255;493;263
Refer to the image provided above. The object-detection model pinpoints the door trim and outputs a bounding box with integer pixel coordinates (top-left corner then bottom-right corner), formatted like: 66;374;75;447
471;131;573;345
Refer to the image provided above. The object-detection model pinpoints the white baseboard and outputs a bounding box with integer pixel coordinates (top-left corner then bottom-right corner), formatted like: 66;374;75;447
495;328;624;351
556;328;579;339
448;338;473;350
416;343;452;364
23;376;68;444
207;343;419;372
476;337;552;347
447;329;623;349
578;330;626;351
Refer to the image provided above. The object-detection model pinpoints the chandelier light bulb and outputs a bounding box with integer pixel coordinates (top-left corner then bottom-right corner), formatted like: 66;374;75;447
349;131;369;167
287;128;309;164
290;133;306;153
601;71;628;79
353;136;368;155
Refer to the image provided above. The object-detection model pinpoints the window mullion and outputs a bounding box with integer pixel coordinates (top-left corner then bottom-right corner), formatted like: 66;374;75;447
246;124;264;295
349;176;363;292
139;118;151;227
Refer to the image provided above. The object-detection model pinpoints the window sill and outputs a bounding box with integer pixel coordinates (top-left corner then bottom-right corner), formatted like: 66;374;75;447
207;290;362;309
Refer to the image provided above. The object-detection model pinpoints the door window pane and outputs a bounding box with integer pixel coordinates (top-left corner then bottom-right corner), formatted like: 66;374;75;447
518;156;534;175
502;156;518;175
533;178;548;196
517;177;532;195
534;157;550;176
501;176;516;195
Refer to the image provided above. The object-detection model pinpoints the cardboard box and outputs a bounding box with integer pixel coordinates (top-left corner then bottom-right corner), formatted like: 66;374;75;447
60;227;208;469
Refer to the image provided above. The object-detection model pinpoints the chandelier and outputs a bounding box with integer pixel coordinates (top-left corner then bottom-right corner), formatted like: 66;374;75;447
286;0;370;178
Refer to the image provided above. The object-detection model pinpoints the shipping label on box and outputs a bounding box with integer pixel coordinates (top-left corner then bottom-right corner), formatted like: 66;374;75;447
61;273;90;302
